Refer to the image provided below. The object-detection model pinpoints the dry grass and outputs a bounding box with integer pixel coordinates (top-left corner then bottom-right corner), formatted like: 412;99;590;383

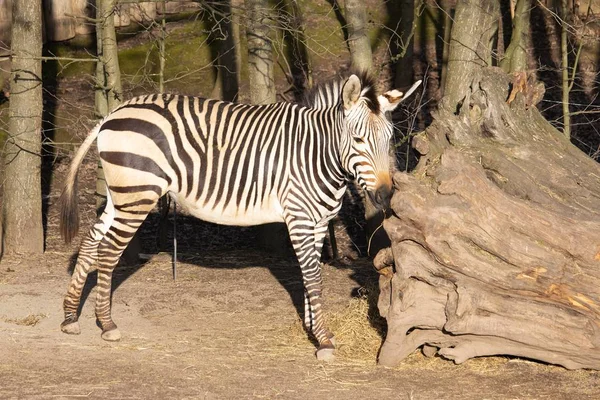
326;284;385;362
397;350;510;373
3;313;48;327
277;282;385;364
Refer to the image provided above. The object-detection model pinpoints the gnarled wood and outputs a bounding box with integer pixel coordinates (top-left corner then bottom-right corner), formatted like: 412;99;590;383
377;67;600;370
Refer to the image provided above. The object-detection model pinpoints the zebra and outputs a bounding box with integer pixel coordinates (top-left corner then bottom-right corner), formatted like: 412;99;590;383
59;72;421;361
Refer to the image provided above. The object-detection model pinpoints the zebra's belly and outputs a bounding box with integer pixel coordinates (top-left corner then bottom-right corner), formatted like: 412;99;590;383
170;193;285;226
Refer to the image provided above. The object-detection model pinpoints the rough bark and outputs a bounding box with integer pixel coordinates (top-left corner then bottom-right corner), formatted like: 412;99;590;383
231;0;244;97
443;0;498;109
100;0;122;112
439;0;452;95
209;0;238;102
94;0;122;119
0;0;11;52
95;0;120;211
246;0;276;104
1;0;44;255
500;0;531;73
376;0;600;370
344;0;372;71
278;0;312;98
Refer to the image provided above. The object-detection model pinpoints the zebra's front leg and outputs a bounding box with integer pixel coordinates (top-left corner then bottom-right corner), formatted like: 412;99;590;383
288;221;335;360
303;289;336;344
303;264;335;361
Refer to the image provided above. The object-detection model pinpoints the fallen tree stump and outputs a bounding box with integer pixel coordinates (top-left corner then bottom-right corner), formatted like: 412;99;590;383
376;67;600;370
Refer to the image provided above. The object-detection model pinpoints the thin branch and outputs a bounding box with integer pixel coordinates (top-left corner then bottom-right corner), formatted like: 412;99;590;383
569;109;600;117
568;40;584;92
64;12;100;23
12;55;98;63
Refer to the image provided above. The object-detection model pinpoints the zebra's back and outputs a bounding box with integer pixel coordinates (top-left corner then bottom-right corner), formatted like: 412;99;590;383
97;94;306;226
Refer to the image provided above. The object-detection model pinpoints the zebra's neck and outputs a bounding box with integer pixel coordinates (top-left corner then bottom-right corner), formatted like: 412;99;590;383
296;104;348;188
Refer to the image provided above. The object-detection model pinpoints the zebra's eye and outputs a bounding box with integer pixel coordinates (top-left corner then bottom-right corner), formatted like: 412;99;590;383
354;137;365;145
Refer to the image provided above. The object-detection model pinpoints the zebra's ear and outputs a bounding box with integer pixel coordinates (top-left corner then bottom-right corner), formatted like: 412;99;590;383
342;74;362;111
378;80;422;113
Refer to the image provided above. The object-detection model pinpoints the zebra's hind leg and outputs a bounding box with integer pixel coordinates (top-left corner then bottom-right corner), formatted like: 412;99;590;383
61;204;116;335
94;195;159;341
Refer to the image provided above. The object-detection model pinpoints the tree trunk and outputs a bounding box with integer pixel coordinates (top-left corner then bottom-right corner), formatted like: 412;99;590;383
376;0;600;370
100;0;122;112
95;0;123;202
344;0;372;71
500;0;531;73
246;0;276;104
443;0;498;108
0;0;11;53
559;0;570;139
278;0;312;98
1;0;44;255
393;0;415;89
439;0;452;95
209;0;238;102
231;0;244;98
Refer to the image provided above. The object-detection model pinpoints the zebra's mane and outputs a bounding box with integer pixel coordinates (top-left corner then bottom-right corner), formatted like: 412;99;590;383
302;71;380;113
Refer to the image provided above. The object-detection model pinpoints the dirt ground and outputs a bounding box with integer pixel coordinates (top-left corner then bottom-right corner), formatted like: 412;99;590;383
1;157;600;399
2;250;600;400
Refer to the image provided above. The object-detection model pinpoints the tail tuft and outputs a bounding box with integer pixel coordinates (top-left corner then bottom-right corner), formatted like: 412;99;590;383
59;179;79;244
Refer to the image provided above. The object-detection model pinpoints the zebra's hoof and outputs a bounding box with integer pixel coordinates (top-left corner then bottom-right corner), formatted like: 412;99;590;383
316;346;335;362
60;320;81;335
101;328;121;342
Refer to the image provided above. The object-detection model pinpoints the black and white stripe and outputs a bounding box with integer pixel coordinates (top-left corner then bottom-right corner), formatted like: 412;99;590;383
59;73;420;360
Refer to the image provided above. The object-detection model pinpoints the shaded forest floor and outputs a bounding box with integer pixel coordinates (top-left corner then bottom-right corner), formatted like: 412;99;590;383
1;157;600;399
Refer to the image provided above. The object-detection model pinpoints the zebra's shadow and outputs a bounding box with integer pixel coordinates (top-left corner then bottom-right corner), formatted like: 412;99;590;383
66;213;307;332
66;207;377;345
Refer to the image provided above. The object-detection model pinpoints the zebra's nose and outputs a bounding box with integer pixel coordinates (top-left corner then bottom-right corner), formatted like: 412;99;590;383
372;184;392;210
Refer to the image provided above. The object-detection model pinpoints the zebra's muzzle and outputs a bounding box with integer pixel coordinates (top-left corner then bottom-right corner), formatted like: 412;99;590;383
369;184;392;211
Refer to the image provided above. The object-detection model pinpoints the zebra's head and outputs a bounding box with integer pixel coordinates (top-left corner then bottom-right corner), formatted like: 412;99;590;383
339;74;421;210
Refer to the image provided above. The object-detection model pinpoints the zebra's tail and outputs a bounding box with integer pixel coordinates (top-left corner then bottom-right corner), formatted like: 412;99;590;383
60;122;103;244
